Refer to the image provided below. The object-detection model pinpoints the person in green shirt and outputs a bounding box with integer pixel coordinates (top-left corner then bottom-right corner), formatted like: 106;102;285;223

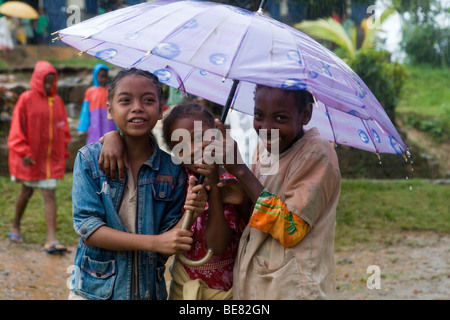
36;8;49;44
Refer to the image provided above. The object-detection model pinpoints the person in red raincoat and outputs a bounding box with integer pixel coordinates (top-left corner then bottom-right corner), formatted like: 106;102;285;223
7;60;71;254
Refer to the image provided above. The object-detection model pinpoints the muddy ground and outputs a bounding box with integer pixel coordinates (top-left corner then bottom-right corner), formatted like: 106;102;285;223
0;230;448;300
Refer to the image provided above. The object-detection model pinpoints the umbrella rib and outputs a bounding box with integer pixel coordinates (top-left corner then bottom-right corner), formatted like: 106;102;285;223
322;103;338;146
184;9;251;79
185;18;229;66
76;7;150;39
224;17;254;80
361;118;380;156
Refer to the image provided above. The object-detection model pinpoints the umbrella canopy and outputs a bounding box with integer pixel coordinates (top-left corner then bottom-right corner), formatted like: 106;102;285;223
57;0;407;156
0;1;39;19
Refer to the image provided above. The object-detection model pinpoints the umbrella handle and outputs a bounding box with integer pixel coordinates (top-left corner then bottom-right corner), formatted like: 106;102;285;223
174;78;238;268
176;208;214;267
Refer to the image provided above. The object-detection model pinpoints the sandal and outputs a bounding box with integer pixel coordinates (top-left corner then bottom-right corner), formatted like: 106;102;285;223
8;232;24;244
44;242;68;254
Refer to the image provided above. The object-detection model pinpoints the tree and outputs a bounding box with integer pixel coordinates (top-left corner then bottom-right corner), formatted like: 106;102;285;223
294;5;397;60
392;0;449;67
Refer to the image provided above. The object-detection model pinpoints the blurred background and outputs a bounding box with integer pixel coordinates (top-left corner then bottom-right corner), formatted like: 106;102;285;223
0;0;448;300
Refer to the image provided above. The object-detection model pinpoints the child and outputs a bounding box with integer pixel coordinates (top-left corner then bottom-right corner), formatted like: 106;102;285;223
100;103;247;299
77;63;116;145
213;85;341;300
69;69;207;300
162;104;244;300
7;60;71;254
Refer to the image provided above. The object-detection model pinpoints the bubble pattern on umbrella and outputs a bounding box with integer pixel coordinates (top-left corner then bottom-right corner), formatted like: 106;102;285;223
58;0;407;155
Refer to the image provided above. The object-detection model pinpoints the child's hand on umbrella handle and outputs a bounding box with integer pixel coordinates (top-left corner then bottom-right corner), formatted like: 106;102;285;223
195;162;219;191
184;175;208;221
213;119;245;176
217;177;246;205
98;130;129;181
178;176;214;267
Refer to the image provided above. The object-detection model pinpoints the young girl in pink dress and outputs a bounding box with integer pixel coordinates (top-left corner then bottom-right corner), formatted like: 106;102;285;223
162;103;247;299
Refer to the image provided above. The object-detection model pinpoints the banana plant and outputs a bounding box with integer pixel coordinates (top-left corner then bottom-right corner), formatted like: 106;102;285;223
295;6;397;61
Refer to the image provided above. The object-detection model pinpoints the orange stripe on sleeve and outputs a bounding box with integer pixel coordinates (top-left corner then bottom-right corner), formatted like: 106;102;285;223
249;189;310;247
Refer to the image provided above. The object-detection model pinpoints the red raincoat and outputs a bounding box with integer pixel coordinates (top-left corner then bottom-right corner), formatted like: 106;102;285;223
8;61;71;181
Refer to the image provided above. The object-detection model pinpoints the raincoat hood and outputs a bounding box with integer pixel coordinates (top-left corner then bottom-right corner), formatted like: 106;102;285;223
30;60;58;96
92;63;109;87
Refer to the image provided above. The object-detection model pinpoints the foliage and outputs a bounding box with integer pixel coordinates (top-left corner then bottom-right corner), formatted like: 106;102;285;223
401;22;449;67
396;65;450;142
294;8;406;125
391;0;446;24
392;0;450;68
296;18;356;60
350;48;407;123
294;5;396;60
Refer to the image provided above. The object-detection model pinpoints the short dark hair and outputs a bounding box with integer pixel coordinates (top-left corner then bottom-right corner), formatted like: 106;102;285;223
108;68;164;108
255;84;314;113
162;103;215;148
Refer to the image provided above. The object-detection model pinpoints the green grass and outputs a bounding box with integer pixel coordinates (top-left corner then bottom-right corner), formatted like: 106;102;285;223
396;64;450;142
1;174;449;250
0;174;77;246
336;179;450;250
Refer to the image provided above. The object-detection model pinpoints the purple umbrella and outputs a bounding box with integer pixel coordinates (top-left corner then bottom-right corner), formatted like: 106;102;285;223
56;0;408;266
56;0;408;157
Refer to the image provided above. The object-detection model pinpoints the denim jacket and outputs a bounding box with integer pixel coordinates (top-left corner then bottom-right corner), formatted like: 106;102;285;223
69;140;186;300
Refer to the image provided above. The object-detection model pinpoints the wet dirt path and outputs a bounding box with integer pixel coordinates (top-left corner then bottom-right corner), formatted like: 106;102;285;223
0;230;448;300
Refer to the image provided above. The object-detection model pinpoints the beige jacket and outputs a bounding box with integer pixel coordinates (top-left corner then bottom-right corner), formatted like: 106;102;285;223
233;128;341;300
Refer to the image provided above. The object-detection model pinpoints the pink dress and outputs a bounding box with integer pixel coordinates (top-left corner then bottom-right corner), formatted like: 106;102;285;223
182;170;242;291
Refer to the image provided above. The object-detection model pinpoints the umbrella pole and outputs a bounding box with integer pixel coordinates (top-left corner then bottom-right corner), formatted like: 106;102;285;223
219;80;240;124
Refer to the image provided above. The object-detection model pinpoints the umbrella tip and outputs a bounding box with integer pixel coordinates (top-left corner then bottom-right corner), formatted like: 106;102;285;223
52;36;62;43
257;0;268;13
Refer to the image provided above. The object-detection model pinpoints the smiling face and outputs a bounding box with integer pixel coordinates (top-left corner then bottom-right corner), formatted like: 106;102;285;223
253;86;313;153
107;74;162;139
168;117;213;173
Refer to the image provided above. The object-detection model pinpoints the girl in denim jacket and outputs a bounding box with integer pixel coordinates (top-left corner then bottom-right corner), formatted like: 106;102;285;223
69;69;207;300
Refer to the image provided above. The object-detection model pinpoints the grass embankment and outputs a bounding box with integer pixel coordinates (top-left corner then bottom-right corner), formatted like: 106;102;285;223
336;179;449;250
396;64;450;143
0;174;448;249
